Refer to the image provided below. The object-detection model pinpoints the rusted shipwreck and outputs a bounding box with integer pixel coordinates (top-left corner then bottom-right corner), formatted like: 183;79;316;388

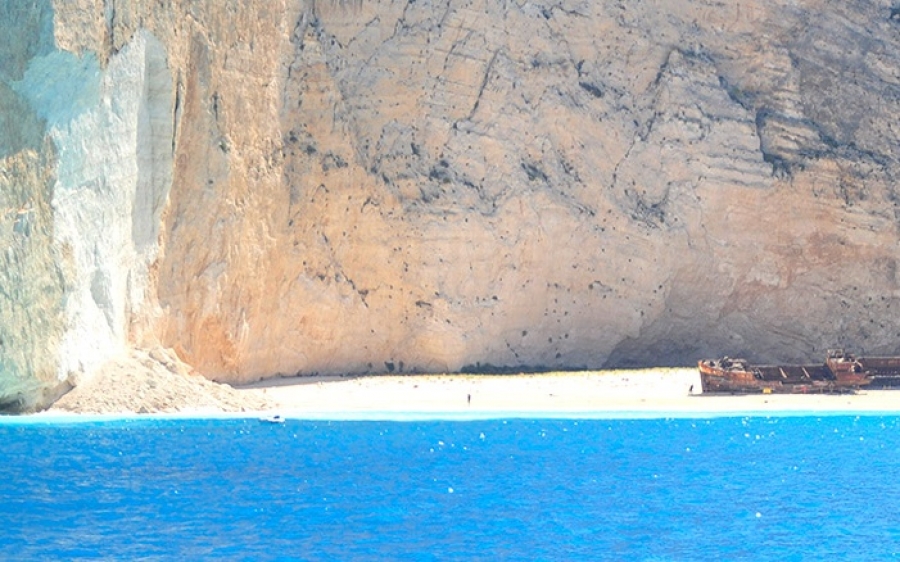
698;350;900;394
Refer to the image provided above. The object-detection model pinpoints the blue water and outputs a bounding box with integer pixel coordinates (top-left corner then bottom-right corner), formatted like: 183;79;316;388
2;415;900;561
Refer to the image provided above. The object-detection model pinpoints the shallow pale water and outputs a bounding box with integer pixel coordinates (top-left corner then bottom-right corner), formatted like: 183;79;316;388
2;415;899;560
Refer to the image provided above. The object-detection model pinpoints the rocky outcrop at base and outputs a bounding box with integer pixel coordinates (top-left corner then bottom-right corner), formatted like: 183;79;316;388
49;348;276;414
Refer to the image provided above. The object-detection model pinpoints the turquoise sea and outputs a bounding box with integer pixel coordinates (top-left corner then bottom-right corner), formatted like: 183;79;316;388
2;414;900;560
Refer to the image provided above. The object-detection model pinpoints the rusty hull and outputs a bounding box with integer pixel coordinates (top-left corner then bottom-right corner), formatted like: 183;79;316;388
698;358;849;394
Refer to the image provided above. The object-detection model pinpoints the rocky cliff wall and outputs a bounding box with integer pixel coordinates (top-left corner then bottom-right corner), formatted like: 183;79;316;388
1;1;173;409
1;0;899;409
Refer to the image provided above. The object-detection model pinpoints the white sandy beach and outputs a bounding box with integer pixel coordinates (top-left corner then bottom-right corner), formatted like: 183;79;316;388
241;368;900;418
41;351;900;417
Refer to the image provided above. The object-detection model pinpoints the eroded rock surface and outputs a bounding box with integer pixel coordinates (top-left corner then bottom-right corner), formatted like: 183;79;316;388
2;0;900;409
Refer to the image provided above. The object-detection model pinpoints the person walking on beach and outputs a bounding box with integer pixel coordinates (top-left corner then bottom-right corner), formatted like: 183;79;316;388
467;393;471;406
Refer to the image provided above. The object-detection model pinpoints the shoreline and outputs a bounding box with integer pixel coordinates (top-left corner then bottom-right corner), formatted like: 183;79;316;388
31;367;900;421
12;406;900;425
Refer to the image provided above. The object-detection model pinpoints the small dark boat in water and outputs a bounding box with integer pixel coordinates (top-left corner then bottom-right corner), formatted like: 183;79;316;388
698;349;883;394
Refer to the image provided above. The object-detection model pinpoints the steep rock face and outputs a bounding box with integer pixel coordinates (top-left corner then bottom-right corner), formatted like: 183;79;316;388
1;0;900;406
1;1;173;409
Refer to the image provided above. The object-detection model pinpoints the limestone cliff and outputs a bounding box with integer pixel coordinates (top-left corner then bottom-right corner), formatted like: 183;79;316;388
1;0;899;410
